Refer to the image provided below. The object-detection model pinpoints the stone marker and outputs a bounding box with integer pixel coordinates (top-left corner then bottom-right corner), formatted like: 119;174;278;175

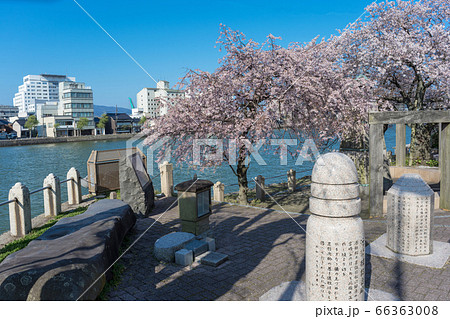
205;237;216;251
213;181;225;202
386;173;434;256
160;161;174;197
110;191;118;199
8;182;31;237
119;153;155;217
154;232;195;262
307;152;364;301
67;167;82;205
255;175;265;201
287;169;296;192
43;173;61;217
175;249;194;267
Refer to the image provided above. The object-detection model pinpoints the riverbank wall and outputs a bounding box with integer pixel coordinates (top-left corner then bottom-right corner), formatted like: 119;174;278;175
0;133;136;148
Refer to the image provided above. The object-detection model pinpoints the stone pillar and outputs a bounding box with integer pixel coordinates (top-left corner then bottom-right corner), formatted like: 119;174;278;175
43;173;61;217
160;161;174;197
395;124;406;167
440;123;450;210
287;169;296;192
8;182;31;237
387;174;434;255
213;181;225;202
67;167;82;205
307;152;364;301
255;175;265;201
369;123;384;218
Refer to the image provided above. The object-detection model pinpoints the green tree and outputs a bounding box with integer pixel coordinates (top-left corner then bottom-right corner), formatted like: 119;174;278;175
53;122;60;137
96;114;109;134
24;115;39;138
77;117;90;136
139;116;147;125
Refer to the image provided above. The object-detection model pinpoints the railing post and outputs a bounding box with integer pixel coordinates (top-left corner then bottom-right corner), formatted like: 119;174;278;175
8;182;31;237
213;181;225;202
255;175;265;202
287;169;296;192
43;173;61;217
67;167;82;205
160;161;174;197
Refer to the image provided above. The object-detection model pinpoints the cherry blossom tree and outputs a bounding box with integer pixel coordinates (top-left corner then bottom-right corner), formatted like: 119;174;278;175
335;0;450;161
144;25;373;204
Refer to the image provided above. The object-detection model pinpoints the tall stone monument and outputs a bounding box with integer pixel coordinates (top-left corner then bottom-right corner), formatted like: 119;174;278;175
386;173;434;256
119;153;155;217
306;152;365;301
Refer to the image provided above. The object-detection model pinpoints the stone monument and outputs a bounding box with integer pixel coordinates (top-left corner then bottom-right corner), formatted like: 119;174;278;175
213;181;224;202
160;161;174;197
119;153;155;217
306;152;365;301
386;173;434;256
175;177;213;235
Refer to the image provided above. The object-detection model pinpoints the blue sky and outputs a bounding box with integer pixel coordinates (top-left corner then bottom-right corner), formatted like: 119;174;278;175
0;0;374;108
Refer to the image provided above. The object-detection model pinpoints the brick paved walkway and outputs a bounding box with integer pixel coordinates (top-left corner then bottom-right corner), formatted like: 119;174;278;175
106;198;450;301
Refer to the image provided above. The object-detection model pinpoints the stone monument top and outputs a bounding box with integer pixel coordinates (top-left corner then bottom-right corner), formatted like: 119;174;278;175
310;153;360;217
311;152;358;185
387;173;434;197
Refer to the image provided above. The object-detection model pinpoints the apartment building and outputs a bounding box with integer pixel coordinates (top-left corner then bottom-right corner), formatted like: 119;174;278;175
13;74;75;116
59;81;95;135
133;80;184;119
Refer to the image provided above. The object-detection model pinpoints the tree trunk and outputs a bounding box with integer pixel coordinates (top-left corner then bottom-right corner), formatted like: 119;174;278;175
410;123;432;165
236;157;249;205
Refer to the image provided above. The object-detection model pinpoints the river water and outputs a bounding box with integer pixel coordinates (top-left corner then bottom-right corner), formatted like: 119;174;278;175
0;125;409;234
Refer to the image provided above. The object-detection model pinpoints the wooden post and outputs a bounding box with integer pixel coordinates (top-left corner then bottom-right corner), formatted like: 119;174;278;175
440;123;450;210
369;124;384;218
395;123;406;167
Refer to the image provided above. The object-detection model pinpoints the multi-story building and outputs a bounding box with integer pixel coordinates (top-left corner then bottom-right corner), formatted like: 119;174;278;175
133;80;184;119
0;105;19;119
59;81;95;135
13;74;75;116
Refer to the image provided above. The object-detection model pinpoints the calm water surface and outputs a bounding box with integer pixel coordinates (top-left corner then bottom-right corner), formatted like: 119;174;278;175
0;126;409;234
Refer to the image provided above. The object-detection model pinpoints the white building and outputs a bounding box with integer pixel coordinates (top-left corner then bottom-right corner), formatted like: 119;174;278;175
0;105;19;119
59;81;95;135
13;74;75;116
133;80;184;119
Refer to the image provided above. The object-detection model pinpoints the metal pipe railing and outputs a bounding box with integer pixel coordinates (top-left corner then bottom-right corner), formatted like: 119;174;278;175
0;199;16;207
29;186;51;195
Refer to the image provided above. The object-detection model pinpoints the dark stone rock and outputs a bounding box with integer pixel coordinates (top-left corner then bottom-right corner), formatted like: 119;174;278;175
0;199;136;301
119;153;155;217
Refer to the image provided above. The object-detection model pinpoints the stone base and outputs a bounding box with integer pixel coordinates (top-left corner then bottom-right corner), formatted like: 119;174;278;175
181;216;210;235
154;232;195;262
259;281;399;301
366;233;450;269
184;239;208;257
175;249;194;266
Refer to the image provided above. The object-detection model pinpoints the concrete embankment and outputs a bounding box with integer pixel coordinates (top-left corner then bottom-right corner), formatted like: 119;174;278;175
0;133;137;148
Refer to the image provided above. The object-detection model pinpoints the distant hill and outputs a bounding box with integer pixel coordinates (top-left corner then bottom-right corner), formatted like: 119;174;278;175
94;105;132;117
